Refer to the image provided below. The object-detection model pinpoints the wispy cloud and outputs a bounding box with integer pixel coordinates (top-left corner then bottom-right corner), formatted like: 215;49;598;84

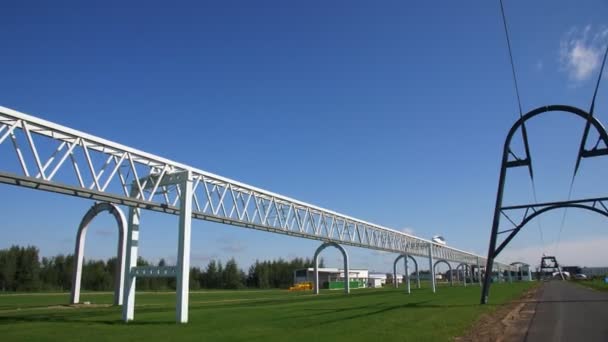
559;25;608;83
191;252;219;264
400;227;415;235
217;237;246;254
94;229;114;238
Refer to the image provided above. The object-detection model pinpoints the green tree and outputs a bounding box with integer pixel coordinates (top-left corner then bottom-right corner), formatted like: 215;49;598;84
205;260;218;289
15;246;41;291
0;248;17;291
223;258;243;289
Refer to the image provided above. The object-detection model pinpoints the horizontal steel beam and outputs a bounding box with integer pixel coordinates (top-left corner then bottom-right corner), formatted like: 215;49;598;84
502;196;608;211
131;266;177;278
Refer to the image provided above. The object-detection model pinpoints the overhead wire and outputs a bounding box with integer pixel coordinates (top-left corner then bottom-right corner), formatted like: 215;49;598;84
499;0;523;117
555;44;608;255
499;0;546;251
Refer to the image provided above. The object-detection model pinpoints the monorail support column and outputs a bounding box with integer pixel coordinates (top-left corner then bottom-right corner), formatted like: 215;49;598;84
176;171;194;323
404;253;411;294
477;257;482;286
415;258;421;289
122;206;140;322
428;244;436;293
393;256;400;289
314;254;320;294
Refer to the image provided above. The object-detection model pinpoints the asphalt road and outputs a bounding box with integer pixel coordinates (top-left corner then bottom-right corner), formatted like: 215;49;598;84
525;280;608;341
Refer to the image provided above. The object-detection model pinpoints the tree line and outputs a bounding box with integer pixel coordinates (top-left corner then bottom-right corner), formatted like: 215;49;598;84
0;245;324;292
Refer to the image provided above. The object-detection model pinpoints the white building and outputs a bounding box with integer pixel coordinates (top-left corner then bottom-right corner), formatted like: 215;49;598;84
293;268;369;289
367;273;404;288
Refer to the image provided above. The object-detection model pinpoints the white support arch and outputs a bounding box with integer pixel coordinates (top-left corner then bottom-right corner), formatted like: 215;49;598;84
433;259;453;287
70;202;126;306
313;242;349;295
393;254;419;293
455;263;468;287
511;262;532;281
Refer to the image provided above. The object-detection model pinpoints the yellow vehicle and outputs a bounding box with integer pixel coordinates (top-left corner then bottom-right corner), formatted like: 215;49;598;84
288;282;313;291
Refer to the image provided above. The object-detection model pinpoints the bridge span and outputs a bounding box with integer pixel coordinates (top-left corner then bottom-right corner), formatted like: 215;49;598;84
0;105;519;323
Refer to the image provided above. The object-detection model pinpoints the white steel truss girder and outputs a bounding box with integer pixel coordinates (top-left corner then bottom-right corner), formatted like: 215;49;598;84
131;266;177;278
0;106;516;270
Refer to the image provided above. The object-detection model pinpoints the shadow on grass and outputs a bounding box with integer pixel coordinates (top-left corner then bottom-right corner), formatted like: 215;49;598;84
304;300;500;327
0;288;494;326
0;306;177;326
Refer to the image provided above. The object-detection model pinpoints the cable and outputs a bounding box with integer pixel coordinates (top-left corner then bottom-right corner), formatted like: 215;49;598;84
531;181;546;252
499;0;523;117
555;176;575;255
590;45;608;117
556;45;608;254
499;0;546;248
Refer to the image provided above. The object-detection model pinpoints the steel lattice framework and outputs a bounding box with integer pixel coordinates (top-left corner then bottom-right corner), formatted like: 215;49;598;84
0;105;513;268
481;105;608;304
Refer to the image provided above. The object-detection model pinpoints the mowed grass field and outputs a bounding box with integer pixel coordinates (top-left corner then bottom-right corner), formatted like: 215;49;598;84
575;278;608;291
0;282;533;342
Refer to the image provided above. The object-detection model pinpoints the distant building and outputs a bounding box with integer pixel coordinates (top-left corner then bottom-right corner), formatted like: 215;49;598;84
293;268;408;289
581;267;608;277
367;272;404;288
293;268;369;289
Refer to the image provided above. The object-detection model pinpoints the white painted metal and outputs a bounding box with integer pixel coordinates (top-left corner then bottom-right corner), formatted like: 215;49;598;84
131;266;177;277
392;259;399;289
71;202;126;306
122;205;140;322
415;258;420;289
428;244;436;293
0;105;517;272
404;255;410;294
314;256;320;295
456;263;467;287
176;171;193;323
393;254;418;293
434;259;454;287
121;171;193;323
477;257;482;286
313;242;349;294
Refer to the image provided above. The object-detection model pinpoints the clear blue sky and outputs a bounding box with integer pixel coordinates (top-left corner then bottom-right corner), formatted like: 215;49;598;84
1;1;607;272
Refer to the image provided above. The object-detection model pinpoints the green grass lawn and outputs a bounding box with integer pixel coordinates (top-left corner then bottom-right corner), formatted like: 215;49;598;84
573;278;608;291
0;282;533;342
